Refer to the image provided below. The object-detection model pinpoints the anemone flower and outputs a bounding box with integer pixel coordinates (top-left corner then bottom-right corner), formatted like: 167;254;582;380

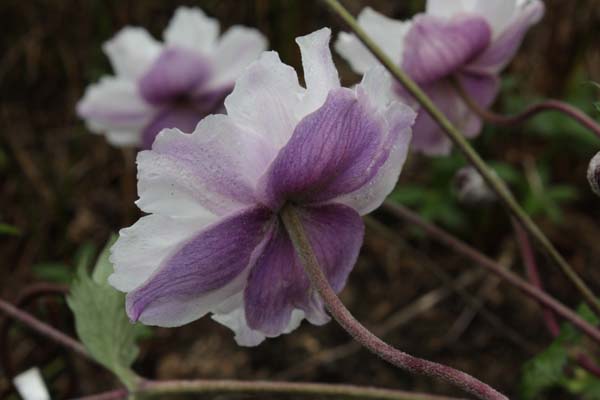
77;7;267;149
336;0;544;155
108;28;415;346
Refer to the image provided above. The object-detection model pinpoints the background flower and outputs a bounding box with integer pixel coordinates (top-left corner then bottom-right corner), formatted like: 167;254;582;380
336;0;544;155
77;6;267;149
108;28;415;346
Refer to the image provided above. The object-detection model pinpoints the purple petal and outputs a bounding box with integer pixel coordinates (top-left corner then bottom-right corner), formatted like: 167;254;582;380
402;14;492;84
407;73;498;155
141;106;205;149
260;88;392;208
244;203;364;335
126;206;273;325
469;1;544;73
139;47;212;105
456;72;500;138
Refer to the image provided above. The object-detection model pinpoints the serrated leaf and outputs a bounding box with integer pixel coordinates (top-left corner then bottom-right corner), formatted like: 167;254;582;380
520;342;568;400
67;235;142;388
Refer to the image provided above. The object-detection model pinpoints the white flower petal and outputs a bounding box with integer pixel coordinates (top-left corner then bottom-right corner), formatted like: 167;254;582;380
206;26;268;91
296;28;340;116
109;214;213;292
471;0;519;37
136;114;276;218
225;51;304;149
335;8;411;75
163;6;219;54
427;0;466;18
76;76;153;146
103;27;162;79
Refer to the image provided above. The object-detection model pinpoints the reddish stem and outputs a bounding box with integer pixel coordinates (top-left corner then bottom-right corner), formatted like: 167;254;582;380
454;79;600;140
0;297;90;360
282;206;508;400
382;201;600;346
512;220;600;379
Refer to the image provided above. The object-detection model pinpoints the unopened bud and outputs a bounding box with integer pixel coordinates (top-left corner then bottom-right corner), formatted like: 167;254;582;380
588;151;600;197
453;166;496;205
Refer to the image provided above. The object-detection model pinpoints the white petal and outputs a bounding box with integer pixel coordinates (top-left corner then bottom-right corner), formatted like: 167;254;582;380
335;32;380;75
472;0;518;37
296;28;340;116
109;214;213;292
225;51;304;150
357;65;398;110
76;76;153;146
136;114;276;218
163;7;219;54
206;26;268;91
335;8;411;74
426;0;469;18
212;293;306;347
104;130;141;147
103;28;161;79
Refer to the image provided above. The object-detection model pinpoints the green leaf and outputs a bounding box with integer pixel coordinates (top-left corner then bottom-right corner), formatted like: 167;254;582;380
0;223;20;236
520;341;569;399
67;235;143;388
32;263;74;284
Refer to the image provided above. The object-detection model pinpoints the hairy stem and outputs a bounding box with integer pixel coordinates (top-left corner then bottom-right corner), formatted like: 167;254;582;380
281;206;508;400
453;79;600;139
382;201;600;346
512;219;560;336
511;220;600;379
321;0;600;318
136;379;463;400
0;297;90;360
1;297;463;400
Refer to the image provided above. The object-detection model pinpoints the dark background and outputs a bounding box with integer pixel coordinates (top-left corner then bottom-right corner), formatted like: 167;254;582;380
1;0;600;399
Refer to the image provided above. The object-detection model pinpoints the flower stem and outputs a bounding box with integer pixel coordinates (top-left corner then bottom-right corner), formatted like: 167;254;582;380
452;79;600;139
281;206;508;400
0;297;90;360
511;219;600;379
321;0;600;318
135;379;463;400
1;297;465;400
381;201;600;346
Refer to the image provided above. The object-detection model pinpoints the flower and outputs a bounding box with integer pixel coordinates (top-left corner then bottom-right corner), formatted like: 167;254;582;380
335;0;544;155
77;7;267;149
588;151;600;197
108;28;415;346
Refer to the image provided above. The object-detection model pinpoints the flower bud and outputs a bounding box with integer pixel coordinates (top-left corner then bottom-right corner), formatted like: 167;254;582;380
587;151;600;197
453;166;496;205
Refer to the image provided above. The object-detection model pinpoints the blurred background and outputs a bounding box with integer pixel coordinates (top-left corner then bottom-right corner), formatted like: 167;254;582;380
1;0;600;399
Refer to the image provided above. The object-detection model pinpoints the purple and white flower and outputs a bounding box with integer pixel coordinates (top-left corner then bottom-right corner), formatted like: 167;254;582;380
108;28;415;346
77;7;267;149
336;0;544;155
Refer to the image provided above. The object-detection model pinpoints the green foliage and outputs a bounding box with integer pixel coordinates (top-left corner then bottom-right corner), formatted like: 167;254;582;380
67;235;145;389
520;304;600;399
391;153;469;231
32;262;73;284
0;223;20;236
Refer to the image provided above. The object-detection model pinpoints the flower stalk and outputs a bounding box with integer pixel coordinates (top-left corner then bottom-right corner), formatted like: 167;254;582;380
382;201;600;346
281;205;508;400
321;0;600;318
452;78;600;140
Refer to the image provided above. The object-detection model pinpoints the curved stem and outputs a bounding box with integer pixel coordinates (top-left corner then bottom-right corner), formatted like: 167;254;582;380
0;297;90;360
452;79;600;139
381;201;600;346
322;0;600;319
136;379;463;400
281;206;508;400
